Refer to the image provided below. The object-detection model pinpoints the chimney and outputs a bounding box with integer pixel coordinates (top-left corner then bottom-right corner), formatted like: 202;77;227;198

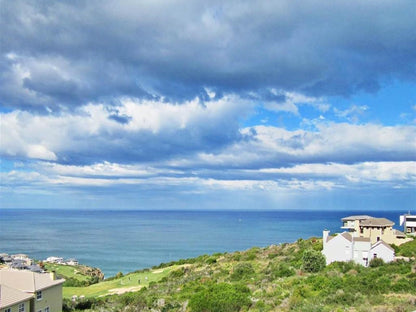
323;230;330;248
50;270;56;280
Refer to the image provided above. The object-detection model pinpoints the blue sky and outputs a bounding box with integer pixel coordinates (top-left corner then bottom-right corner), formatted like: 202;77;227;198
0;0;415;210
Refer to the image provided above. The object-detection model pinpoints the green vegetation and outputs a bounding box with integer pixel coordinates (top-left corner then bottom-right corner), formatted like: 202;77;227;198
396;238;416;257
62;237;416;312
63;266;175;298
301;249;326;273
43;263;103;287
189;283;251;312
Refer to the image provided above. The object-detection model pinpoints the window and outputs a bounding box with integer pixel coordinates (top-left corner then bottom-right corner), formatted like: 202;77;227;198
5;308;11;312
37;310;42;312
18;303;25;312
360;228;363;234
373;253;377;258
36;290;42;300
44;307;50;312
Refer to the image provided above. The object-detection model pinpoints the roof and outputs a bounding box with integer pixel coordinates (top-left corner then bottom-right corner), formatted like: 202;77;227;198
371;240;395;252
394;229;406;238
360;217;394;227
0;270;64;292
340;232;352;242
353;237;371;242
0;284;33;308
342;215;372;221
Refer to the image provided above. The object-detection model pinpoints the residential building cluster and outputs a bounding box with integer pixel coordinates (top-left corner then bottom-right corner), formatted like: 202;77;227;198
0;254;43;273
322;213;414;266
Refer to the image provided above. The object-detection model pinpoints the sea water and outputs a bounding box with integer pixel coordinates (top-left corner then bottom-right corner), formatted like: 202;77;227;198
0;209;404;277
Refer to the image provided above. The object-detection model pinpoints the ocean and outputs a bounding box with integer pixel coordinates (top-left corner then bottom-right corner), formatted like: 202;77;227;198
0;209;405;277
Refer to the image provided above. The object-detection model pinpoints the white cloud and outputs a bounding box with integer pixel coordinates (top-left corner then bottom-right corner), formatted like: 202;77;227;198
263;90;330;115
0;95;252;162
258;161;416;183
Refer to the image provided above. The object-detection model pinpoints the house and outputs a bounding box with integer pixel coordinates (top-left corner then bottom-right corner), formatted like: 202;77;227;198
0;284;33;312
400;213;416;235
322;230;395;266
370;240;395;263
65;259;78;266
341;215;411;246
45;257;64;264
0;269;65;312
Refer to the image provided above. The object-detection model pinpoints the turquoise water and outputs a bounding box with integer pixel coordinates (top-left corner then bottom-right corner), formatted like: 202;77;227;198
0;209;404;277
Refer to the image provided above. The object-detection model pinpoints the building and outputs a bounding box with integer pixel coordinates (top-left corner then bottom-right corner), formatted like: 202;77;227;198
400;213;416;235
0;284;33;312
322;230;395;266
341;215;411;246
45;257;64;264
0;270;65;312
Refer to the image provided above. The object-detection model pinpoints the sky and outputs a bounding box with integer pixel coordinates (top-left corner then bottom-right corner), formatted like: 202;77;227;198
0;0;415;210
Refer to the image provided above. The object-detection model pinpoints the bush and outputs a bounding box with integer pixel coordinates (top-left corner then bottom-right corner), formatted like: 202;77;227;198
272;263;295;278
369;257;384;268
169;267;185;278
189;283;251;312
302;249;326;273
396;239;416;257
231;262;255;280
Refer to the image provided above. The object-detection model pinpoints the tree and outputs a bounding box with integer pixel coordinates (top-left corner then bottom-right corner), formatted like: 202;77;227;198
302;249;326;273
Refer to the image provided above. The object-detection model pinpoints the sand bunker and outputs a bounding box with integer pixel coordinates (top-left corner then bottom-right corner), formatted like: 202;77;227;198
108;286;143;295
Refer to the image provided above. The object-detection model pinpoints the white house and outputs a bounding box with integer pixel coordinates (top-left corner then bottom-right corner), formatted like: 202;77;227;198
400;213;416;235
322;230;395;266
369;240;395;263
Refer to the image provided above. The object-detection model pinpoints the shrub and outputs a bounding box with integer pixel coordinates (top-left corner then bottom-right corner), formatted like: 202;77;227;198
206;257;217;264
302;249;326;273
396;239;416;257
169;268;185;278
369;257;384;268
272;263;295;278
189;283;251;312
231;262;255;280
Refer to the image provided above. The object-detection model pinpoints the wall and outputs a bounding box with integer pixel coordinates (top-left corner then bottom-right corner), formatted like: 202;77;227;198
322;235;352;265
33;284;63;312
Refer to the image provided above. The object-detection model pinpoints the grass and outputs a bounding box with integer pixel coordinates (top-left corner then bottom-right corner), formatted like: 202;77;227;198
43;263;92;283
63;266;176;298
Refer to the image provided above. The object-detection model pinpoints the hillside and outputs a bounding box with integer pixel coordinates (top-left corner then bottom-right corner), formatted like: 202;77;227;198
62;237;416;312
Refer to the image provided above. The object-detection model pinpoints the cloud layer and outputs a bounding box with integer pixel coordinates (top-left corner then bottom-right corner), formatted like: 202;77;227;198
1;0;416;111
1;1;415;210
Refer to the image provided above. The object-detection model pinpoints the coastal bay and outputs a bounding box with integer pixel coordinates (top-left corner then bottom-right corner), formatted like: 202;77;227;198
0;209;405;277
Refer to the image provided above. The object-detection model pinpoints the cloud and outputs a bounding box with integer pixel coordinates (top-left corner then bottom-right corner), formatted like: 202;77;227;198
334;104;369;122
191;123;416;169
0;95;252;163
1;0;416;111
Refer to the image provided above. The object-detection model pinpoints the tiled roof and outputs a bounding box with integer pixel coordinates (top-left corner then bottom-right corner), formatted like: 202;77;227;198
360;218;394;227
341;215;372;221
341;232;352;242
0;284;32;308
394;229;406;237
0;269;64;292
353;237;371;242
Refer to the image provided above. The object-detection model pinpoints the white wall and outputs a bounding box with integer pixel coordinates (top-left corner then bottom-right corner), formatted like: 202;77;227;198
322;235;352;265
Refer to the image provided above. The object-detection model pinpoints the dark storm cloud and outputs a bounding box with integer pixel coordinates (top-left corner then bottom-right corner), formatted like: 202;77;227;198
1;0;415;111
